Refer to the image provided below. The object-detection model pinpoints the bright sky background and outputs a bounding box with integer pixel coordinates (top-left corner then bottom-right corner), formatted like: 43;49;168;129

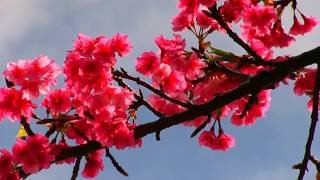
0;0;319;180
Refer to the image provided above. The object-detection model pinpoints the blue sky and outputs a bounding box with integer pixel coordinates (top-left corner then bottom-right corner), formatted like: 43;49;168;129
0;0;319;180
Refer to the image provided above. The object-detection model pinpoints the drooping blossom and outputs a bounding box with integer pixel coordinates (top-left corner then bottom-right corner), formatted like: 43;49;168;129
289;14;318;35
0;149;19;180
12;134;55;174
82;150;104;178
0;88;36;122
199;130;235;151
3;56;61;99
42;89;72;115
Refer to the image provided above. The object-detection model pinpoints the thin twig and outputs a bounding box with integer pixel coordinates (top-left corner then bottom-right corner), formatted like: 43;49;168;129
70;156;82;180
190;115;211;138
105;148;129;176
113;69;192;108
114;76;164;117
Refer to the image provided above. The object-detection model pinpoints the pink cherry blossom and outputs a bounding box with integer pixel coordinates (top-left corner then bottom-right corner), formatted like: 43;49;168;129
0;149;19;180
152;63;172;85
111;33;133;57
294;68;316;96
42;89;72;115
198;0;216;7
73;33;96;56
220;0;251;23
289;14;318;35
135;51;160;76
0;88;36;122
178;0;199;14
155;34;186;54
242;5;277;30
230;90;271;126
82;150;104;178
162;71;187;93
3;56;61;99
93;36;116;66
12;134;55;174
171;12;193;32
199;130;235;151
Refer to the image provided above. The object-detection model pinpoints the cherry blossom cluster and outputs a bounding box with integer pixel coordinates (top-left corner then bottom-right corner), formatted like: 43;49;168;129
163;0;317;151
172;0;317;58
0;33;141;179
135;32;273;151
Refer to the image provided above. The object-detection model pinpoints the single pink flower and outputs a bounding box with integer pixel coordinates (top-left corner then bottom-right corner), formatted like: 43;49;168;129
73;33;96;56
42;89;71;115
0;149;19;180
135;51;160;76
82;150;104;178
111;33;133;57
155;34;186;53
0;88;36;122
289;14;318;35
196;10;213;29
12;134;55;174
171;12;193;32
162;71;187;93
152;63;172;85
93;36;116;66
178;0;199;14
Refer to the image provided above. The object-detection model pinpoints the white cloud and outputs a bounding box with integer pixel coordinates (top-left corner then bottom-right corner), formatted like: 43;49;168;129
0;0;48;56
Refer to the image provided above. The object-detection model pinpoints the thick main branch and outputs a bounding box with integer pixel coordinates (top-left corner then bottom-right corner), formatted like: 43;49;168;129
57;46;320;163
134;46;320;138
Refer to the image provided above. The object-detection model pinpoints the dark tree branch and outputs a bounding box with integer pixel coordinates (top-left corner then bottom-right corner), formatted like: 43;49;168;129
190;115;211;138
37;115;81;124
20;116;35;137
297;63;320;180
134;46;320;139
70;156;82;180
309;155;320;171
